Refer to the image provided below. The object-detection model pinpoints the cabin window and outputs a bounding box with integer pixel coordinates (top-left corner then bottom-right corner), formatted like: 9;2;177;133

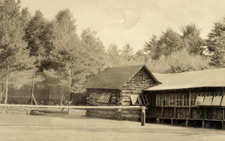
110;95;117;104
164;94;169;106
221;96;225;106
195;96;204;105
130;95;139;105
181;94;184;106
137;96;143;105
169;94;175;106
190;94;196;106
90;93;101;103
160;94;164;106
212;95;222;106
156;94;160;106
202;96;213;105
177;94;182;106
174;94;178;106
140;95;150;105
184;94;189;106
97;93;111;103
130;95;149;106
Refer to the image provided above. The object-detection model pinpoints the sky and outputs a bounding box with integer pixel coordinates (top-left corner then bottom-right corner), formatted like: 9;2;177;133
21;0;225;51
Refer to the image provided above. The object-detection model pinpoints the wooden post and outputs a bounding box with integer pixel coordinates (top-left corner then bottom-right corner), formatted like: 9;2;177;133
156;118;160;123
186;120;188;127
204;107;207;120
222;121;224;130
182;94;184;107
117;108;122;120
189;90;191;118
174;91;177;119
141;106;146;126
174;107;176;118
202;120;205;128
168;94;170;107
222;108;225;130
223;108;224;121
161;107;164;118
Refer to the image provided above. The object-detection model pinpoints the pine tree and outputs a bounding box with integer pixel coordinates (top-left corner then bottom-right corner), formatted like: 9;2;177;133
144;35;158;59
0;0;34;103
107;43;121;67
144;28;187;59
24;11;47;57
181;24;204;54
206;18;225;68
210;35;225;67
158;28;187;57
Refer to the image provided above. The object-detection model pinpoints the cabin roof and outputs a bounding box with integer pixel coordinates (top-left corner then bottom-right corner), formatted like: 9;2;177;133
85;65;159;90
145;68;225;91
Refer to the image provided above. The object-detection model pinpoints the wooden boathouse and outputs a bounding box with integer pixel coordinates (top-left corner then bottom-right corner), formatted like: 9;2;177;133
85;65;225;129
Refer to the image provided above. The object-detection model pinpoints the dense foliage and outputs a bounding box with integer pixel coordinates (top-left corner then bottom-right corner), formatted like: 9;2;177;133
1;0;225;100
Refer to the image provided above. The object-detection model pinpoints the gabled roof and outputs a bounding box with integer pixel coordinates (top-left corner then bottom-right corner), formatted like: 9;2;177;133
85;65;159;90
145;68;225;91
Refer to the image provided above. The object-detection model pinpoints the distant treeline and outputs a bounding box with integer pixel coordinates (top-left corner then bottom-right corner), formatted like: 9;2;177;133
0;0;225;101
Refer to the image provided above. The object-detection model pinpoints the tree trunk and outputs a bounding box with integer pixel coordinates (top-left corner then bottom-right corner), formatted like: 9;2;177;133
68;69;72;100
31;68;36;105
4;68;9;104
60;91;64;105
0;89;3;103
49;86;52;103
68;69;72;112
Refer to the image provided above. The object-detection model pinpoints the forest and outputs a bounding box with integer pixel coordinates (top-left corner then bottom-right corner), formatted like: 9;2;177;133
1;0;225;103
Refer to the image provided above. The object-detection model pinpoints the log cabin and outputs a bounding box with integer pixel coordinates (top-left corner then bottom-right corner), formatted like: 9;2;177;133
85;65;225;129
85;65;160;120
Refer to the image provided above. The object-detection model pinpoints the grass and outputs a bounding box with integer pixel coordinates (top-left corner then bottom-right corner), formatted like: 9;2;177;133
0;110;225;141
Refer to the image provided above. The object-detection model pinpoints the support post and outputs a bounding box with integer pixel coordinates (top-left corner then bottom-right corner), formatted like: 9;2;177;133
222;121;224;130
188;91;191;118
171;119;173;125
161;107;164;117
222;107;224;130
202;120;205;128
186;120;188;127
174;107;176;118
156;118;160;123
141;106;146;126
204;107;207;120
117;108;122;120
223;108;224;121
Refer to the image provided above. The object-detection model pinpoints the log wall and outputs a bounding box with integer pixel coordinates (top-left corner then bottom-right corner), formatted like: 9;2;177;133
86;108;142;121
120;68;156;106
86;89;120;119
87;89;119;106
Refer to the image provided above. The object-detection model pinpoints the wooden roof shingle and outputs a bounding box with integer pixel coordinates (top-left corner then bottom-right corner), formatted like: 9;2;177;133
85;65;159;89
